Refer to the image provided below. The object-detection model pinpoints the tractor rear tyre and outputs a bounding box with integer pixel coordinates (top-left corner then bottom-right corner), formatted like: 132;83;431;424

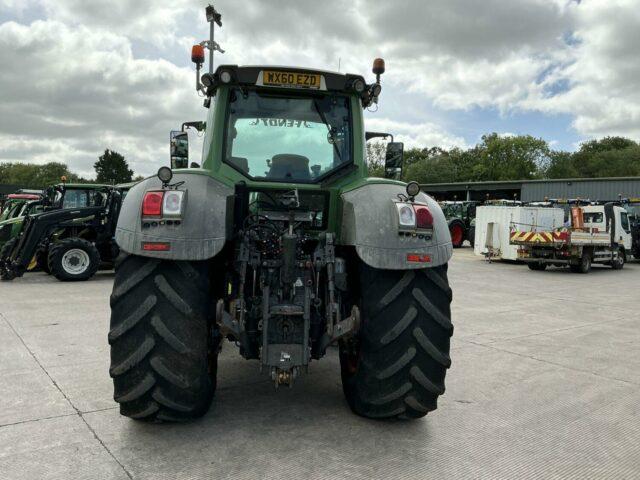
449;221;465;248
48;238;100;281
467;226;475;248
109;255;216;422
527;262;547;271
340;263;453;419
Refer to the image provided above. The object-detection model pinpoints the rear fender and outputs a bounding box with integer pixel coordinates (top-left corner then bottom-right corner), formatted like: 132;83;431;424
115;173;234;260
340;184;452;269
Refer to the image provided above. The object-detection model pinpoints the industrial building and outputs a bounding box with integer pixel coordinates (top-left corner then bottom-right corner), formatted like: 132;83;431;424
421;177;640;202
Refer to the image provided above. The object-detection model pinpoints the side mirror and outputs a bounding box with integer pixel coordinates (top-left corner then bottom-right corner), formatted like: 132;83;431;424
384;142;404;179
170;130;189;169
42;186;55;207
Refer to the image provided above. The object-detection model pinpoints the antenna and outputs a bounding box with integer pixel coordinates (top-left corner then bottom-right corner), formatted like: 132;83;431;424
338;57;341;72
204;4;224;74
193;5;224;94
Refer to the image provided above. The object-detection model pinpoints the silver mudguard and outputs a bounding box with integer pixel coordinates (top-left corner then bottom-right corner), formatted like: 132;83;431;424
340;184;452;269
115;173;233;260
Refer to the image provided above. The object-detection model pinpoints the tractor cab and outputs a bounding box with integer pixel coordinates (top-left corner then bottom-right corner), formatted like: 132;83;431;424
0;193;41;220
44;183;111;210
163;62;408;239
173;60;404;181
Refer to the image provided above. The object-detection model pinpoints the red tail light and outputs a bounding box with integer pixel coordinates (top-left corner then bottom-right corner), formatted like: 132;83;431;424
414;205;433;229
142;191;163;216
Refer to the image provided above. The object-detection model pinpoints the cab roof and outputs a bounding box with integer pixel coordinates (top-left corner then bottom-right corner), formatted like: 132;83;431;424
211;65;367;93
115;181;139;190
7;193;40;200
55;183;111;189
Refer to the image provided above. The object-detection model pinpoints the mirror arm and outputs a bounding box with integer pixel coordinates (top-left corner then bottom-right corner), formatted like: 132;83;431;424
365;131;393;142
182;121;205;132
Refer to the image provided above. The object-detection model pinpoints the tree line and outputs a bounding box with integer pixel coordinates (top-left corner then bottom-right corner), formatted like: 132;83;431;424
0;149;141;188
367;134;640;183
2;136;639;188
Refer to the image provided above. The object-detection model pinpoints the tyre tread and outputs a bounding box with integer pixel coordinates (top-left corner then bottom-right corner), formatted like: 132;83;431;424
48;238;101;281
109;255;215;422
341;263;453;420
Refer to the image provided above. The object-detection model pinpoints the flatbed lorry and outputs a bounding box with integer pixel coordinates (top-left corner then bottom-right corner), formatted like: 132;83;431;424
510;204;632;273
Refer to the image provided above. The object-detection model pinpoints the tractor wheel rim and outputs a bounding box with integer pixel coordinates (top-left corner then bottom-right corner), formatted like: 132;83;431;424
61;248;90;274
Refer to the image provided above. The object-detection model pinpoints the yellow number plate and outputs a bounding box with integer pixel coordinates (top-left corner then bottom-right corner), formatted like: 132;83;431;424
262;70;322;89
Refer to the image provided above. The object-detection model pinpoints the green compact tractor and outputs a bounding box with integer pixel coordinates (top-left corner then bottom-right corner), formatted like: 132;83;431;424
439;201;477;248
108;6;453;422
0;183;129;281
0;192;43;251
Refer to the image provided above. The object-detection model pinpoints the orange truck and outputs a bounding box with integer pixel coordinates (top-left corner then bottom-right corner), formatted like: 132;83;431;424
510;204;633;273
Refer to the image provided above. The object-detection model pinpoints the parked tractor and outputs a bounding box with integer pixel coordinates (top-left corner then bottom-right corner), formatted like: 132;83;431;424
440;200;477;248
0;190;41;213
108;6;453;423
0;192;43;251
0;183;131;281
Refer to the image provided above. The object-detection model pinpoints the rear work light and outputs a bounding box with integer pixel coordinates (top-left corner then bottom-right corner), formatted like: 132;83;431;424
142;191;163;217
162;190;185;217
395;202;433;231
396;203;416;227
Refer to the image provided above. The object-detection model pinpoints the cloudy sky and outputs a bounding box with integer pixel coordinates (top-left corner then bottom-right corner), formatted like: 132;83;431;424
0;0;639;178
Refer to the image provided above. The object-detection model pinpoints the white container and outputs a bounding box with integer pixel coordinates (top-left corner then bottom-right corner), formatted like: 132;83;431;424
473;205;565;260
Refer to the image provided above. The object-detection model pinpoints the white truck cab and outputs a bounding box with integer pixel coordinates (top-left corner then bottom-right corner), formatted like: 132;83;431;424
582;205;633;255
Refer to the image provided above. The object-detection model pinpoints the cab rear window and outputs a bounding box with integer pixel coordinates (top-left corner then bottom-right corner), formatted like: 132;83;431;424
583;212;603;223
60;190;106;208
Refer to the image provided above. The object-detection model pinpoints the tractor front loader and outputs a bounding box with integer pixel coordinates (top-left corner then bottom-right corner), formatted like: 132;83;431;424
1;185;126;281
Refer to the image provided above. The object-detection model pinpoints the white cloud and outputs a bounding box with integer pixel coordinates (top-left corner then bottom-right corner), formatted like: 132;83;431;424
524;0;640;139
0;0;639;178
0;19;202;177
365;118;467;150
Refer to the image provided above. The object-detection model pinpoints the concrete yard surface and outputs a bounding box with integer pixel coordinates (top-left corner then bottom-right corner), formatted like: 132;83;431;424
1;249;639;479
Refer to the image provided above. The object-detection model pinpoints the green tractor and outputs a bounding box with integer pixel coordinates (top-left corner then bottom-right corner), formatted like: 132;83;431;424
0;182;131;281
0;192;43;252
108;6;453;422
439;200;477;248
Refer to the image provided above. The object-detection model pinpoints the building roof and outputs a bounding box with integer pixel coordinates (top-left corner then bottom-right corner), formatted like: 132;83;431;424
421;176;640;189
421;176;640;203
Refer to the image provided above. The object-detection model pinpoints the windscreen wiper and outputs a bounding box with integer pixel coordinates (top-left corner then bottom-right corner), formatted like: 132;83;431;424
312;99;343;164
